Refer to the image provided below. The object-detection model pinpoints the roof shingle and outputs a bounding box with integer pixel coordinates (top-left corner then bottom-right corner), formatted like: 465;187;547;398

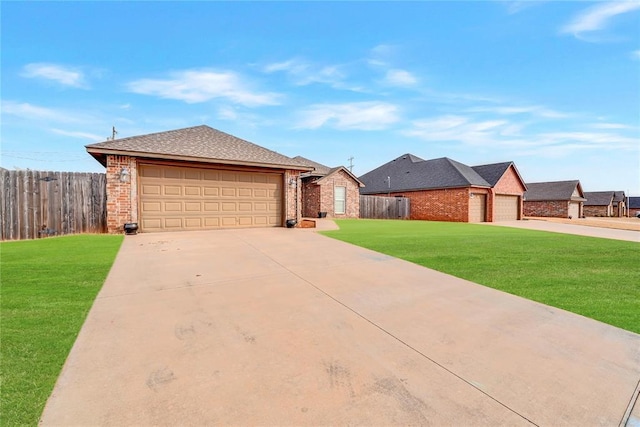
86;125;311;170
524;180;585;202
359;154;491;194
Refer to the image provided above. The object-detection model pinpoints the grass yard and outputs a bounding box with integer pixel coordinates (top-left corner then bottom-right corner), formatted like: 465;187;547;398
323;219;640;334
1;234;123;426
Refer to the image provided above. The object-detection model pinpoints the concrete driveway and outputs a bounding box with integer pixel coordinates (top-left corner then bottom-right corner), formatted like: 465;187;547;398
484;219;639;242
40;227;640;426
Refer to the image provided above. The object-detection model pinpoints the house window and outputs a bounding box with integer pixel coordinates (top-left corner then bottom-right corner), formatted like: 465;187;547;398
334;186;346;214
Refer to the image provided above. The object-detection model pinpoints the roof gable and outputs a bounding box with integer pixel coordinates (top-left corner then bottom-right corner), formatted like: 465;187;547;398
524;180;586;201
471;161;526;191
359;154;491;194
315;166;365;187
86;125;311;170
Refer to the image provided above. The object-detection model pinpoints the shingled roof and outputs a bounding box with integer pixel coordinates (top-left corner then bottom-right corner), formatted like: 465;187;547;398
524;180;586;202
584;191;614;206
86;125;312;170
471;161;526;190
359;154;492;195
293;156;332;176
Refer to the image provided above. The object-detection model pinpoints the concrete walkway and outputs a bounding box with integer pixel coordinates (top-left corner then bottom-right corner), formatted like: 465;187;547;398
41;228;640;426
484;219;640;242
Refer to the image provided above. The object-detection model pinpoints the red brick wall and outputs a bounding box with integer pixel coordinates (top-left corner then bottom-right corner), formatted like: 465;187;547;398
105;155;137;233
523;200;569;218
583;205;610;217
318;170;360;219
380;187;471;222
301;178;321;218
629;208;640;217
494;166;526;195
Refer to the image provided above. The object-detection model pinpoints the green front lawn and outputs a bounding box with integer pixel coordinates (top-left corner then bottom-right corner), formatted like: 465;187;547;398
323;220;639;334
1;234;123;426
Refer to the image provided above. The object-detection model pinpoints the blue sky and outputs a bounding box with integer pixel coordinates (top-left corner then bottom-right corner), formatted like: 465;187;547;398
2;1;639;194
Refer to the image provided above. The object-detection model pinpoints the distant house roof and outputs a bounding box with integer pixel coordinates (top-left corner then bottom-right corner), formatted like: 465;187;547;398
628;197;640;209
359;154;493;195
584;191;614;206
295;156;364;187
86;125;312;171
524;180;586;202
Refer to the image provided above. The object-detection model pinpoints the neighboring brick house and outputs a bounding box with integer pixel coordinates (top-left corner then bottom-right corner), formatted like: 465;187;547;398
583;191;626;217
628;197;640;217
358;154;526;222
86;125;312;233
523;180;586;219
293;156;363;219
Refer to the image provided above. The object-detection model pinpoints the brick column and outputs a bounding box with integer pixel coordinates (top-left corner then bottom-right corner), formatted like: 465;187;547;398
105;155;137;233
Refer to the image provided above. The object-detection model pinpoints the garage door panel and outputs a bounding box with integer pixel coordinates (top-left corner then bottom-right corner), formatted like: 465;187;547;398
142;185;161;195
163;168;181;179
164;186;181;196
204;187;219;196
204;202;219;212
139;164;282;232
185;218;202;228
165;202;182;212
185;202;202;212
184;186;200;196
222;187;236;197
204;217;220;227
164;218;183;228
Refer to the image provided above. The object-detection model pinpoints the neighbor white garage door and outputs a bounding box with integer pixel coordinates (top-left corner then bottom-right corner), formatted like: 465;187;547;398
139;163;282;232
568;202;580;219
469;193;486;222
494;195;519;221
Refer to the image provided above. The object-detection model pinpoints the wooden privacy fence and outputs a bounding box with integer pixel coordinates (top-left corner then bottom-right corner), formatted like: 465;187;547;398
0;170;107;240
359;195;410;220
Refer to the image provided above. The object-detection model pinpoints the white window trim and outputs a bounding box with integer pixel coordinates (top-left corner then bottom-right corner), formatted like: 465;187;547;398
334;186;346;215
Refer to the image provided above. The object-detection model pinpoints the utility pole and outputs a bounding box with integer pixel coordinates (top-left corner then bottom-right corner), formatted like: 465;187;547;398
107;126;118;140
347;156;354;173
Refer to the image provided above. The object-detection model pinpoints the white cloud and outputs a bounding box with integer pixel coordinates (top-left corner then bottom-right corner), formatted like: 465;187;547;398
1;101;80;123
404;115;511;146
384;69;418;86
560;1;640;39
590;122;632;129
263;58;355;90
466;105;569;119
127;70;281;106
403;114;639;157
297;101;400;130
50;128;104;141
22;63;88;88
631;49;640;60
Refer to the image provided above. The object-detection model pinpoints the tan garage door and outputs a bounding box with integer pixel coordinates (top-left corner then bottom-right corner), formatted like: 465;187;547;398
139;164;282;232
568;202;580;219
469;193;486;222
494;195;519;221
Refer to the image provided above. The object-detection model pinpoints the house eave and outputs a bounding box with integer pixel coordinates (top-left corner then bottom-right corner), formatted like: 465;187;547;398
86;148;314;172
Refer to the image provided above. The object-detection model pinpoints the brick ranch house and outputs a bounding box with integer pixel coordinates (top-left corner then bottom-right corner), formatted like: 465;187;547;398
523;180;586;219
358;154;526;222
628;197;640;217
583;191;627;217
293;156;363;219
85;125;313;233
